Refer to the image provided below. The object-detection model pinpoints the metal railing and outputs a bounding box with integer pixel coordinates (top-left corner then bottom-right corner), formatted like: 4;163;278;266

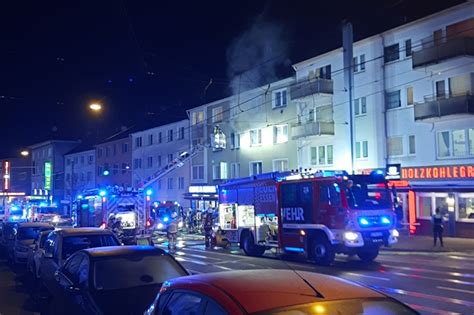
414;92;474;120
290;78;333;100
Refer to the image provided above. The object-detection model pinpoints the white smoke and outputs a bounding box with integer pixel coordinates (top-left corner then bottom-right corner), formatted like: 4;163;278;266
226;13;290;95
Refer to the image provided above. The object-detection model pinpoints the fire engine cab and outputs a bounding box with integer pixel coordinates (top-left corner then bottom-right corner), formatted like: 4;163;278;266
218;170;399;265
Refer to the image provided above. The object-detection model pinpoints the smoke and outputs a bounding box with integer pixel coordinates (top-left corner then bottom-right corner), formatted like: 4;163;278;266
226;13;291;96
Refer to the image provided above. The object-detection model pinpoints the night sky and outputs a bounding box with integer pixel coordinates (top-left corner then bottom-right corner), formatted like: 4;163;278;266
0;0;465;157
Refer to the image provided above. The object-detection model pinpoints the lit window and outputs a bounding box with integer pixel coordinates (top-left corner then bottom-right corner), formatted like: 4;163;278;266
192;111;204;125
272;159;288;172
356;141;368;159
274;124;288;144
220;162;228;180
406;87;414;106
211;126;226;151
354;97;367;116
212;106;224;123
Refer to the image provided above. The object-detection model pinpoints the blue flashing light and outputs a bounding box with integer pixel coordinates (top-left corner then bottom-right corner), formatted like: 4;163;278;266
99;190;107;197
77;195;83;200
146;189;153;196
381;216;391;224
359;217;370;226
11;206;19;211
284;247;305;253
163;216;169;222
81;204;89;209
103;170;110;176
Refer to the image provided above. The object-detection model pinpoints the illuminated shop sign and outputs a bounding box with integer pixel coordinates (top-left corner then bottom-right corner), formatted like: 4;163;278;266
44;162;52;190
188;186;217;194
401;164;474;180
3;160;10;190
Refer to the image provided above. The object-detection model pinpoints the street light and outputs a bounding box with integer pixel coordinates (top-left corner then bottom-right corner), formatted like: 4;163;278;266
89;103;102;112
20;150;29;157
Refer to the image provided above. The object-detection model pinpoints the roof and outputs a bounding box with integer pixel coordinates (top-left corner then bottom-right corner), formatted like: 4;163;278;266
65;141;96;155
17;222;54;228
169;270;382;313
56;227;115;236
28;140;80;150
81;245;165;259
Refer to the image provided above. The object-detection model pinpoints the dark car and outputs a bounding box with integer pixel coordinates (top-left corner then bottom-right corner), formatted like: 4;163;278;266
39;228;121;303
0;221;18;257
10;222;54;264
145;270;418;315
47;245;189;315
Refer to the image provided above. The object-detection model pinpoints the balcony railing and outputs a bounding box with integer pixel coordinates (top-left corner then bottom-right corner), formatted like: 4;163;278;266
291;121;335;139
414;93;474;121
412;36;474;68
290;78;333;100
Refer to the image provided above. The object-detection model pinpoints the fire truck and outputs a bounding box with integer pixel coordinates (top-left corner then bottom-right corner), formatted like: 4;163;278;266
218;170;399;265
149;201;184;231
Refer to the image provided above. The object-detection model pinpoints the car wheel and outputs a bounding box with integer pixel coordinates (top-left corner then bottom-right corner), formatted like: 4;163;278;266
242;231;265;257
357;247;379;262
312;237;335;266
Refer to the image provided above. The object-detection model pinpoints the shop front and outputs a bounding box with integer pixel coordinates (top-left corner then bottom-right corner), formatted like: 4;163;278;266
183;185;218;211
391;164;474;238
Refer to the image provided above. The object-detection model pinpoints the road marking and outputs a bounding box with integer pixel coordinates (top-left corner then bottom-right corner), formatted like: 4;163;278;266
448;255;474;261
437;286;474;295
379;270;474;286
383;264;474;279
370;285;474;307
176;256;234;271
343;272;390;281
175;251;221;261
377;255;474;271
408;303;462;315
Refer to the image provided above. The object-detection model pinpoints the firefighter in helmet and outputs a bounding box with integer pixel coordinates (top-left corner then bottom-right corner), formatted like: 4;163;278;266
167;211;179;253
203;207;214;249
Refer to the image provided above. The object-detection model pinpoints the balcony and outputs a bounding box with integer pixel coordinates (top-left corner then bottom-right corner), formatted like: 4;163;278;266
414;93;474;121
412;36;474;68
291;121;335;139
290;78;333;100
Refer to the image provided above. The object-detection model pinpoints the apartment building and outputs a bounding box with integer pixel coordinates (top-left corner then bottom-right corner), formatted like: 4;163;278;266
131;119;190;206
64;146;96;203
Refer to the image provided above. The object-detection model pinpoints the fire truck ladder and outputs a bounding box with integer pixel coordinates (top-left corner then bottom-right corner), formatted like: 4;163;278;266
140;144;205;188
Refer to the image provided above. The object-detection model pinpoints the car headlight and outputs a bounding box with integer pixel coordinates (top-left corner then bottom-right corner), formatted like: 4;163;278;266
380;216;391;225
344;231;359;241
157;223;164;229
391;229;399;238
52;215;60;223
178;221;183;228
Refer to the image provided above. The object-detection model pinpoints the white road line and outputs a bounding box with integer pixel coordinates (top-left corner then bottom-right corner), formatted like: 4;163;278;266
175;251;221;261
408;303;462;315
383;264;474;279
377;255;474;271
447;255;474;261
343;272;390;281
437;286;474;295
380;270;474;286
176;256;234;271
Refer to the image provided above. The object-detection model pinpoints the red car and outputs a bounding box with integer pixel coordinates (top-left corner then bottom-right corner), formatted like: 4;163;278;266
144;269;418;314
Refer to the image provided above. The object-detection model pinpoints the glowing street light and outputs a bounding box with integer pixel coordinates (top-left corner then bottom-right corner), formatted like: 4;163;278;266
89;103;102;112
20;150;29;157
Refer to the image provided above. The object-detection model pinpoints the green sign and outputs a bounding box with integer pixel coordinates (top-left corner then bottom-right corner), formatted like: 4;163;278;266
45;161;52;190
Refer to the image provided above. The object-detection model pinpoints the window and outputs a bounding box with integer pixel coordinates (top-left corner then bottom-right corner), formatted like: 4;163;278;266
135;137;142;148
177;127;185;140
231;133;241;149
406;87;414;105
122;143;128;153
80;156;85;164
318;146;326;164
74;156;79;164
388;137;403;156
353;54;365;72
212;126;226;151
66;158;71;166
356;141;369;159
405;39;412;57
167;178;173;190
97;148;103;158
192;111;204;125
437;131;451;157
386;90;401;109
192;165;205;180
231;163;240;178
453;129;467;156
121;163;127;174
157;179;162;190
148;134;153;145
158;132;162;144
212;106;224;123
274;124;288;144
458;194;474;221
273;89;288;108
449;74;471;97
250;129;262;146
315;104;332;122
87;172;92;181
178;177;185;190
470;129;474;155
310;145;333;165
409;135;416;155
66;173;71;181
316;64;331;80
220;162;228;180
168;154;173;163
354;97;367;116
147;156;153;168
162;292;203;314
157;155;162;167
327;145;333;164
436;80;446;99
112;144;116;156
384;43;400;63
88;155;93;164
167;129;173;142
133;158;142;169
310;147;317;165
250;161;263;176
273;159;288;172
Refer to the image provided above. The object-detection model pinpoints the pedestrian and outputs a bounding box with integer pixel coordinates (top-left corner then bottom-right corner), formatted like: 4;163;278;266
432;207;444;247
203;208;214;249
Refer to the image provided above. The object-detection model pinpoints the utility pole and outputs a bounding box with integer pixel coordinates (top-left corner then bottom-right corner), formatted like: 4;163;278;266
342;21;355;174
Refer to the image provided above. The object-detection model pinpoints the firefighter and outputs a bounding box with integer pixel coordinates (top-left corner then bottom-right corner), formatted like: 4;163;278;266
203;207;214;249
167;211;179;253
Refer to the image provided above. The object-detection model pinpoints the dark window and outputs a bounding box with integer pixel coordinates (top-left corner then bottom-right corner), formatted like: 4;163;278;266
163;292;203;314
62;235;119;260
158;132;162;144
113;144;117;156
168;130;173;142
405;39;412;57
122;143;128;153
62;254;85;284
386;90;401;109
204;299;227;315
384;43;400;63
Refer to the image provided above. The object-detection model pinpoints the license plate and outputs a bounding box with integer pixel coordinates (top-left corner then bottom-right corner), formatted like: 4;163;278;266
372;238;383;243
371;232;383;237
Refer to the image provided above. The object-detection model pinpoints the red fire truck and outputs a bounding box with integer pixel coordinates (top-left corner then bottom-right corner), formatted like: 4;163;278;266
218;170;399;265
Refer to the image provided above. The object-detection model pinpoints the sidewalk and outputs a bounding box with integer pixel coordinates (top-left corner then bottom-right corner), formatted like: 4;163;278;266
383;234;474;253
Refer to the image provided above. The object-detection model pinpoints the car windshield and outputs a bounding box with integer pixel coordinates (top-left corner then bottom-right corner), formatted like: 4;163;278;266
17;227;53;240
255;298;418;315
62;235;119;259
93;255;187;291
344;181;392;210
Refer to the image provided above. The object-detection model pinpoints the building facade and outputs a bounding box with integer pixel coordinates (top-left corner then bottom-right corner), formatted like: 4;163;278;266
64;148;96;202
29;140;80;209
131;119;190;206
95;134;132;188
0;157;31;195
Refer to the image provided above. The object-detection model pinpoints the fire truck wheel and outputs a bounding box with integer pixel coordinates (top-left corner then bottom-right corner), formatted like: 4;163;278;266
242;231;265;257
357;247;379;262
312;239;335;266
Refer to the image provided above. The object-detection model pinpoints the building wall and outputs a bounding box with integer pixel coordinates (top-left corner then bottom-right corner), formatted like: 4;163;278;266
0;158;31;194
64;149;96;201
131;119;190;206
95;137;132;188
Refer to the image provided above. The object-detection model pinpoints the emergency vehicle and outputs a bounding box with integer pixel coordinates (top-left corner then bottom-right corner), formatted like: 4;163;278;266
149;201;184;231
218;170;399;265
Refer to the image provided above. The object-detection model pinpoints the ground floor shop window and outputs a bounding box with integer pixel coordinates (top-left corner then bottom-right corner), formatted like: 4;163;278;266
417;195;433;219
458;194;474;221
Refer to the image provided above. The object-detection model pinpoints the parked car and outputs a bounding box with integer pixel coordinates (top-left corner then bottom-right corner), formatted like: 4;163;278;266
38;228;121;302
0;221;18;257
145;270;419;315
27;230;54;279
9;222;54;265
47;246;189;315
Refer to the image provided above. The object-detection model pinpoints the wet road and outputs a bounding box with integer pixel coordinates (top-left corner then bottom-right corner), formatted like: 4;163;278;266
157;237;474;315
1;235;473;315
